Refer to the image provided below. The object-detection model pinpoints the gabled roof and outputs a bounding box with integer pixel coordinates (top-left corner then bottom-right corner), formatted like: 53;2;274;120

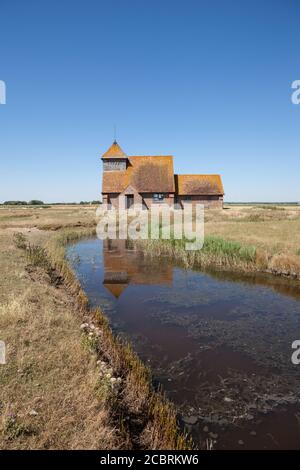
102;155;175;193
103;283;127;298
175;174;224;195
103;270;128;298
102;140;127;159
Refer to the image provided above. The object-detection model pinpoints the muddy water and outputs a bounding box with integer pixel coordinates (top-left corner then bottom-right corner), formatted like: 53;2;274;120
67;238;300;450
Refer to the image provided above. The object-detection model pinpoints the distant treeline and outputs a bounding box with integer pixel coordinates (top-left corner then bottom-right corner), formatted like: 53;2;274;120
1;200;298;206
1;200;101;206
3;200;44;205
227;202;300;206
52;201;101;205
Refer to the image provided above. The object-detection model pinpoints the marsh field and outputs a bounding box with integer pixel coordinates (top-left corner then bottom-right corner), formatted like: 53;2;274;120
1;203;300;450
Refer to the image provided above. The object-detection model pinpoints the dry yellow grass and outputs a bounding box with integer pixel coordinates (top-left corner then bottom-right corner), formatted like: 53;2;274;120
206;205;300;255
0;228;118;449
0;205;95;231
205;205;300;277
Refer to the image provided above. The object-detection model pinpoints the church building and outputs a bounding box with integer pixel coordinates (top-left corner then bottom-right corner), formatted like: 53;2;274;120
101;141;224;209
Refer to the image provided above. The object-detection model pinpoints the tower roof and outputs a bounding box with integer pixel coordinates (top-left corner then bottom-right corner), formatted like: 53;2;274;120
102;155;175;193
102;140;127;159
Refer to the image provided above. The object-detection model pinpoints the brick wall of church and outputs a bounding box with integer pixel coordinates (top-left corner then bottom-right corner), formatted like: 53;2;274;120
176;195;223;209
103;193;223;209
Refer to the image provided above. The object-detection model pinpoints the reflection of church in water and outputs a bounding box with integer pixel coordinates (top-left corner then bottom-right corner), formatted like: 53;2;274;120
102;239;173;298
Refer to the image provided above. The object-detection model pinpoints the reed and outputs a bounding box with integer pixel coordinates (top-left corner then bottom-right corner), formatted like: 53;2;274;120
138;234;257;273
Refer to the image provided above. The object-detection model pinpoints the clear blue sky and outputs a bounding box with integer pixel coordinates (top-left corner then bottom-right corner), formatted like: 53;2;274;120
0;0;299;202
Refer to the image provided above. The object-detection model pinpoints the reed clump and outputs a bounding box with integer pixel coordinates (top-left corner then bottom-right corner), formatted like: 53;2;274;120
138;235;257;272
139;232;300;279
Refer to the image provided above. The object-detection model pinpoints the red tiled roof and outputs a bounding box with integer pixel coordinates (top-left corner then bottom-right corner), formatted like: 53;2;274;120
102;155;175;193
103;283;127;298
175;174;224;195
102;140;127;159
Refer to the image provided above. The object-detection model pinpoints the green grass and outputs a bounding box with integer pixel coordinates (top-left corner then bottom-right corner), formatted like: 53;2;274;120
147;232;256;260
139;233;257;273
202;235;256;262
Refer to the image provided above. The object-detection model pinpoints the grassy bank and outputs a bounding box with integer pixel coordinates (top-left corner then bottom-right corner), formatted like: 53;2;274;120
0;227;119;449
138;233;300;279
0;226;190;450
132;204;300;279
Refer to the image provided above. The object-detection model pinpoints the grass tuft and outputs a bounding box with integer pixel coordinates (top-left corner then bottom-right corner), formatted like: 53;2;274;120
13;232;27;249
202;235;256;262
